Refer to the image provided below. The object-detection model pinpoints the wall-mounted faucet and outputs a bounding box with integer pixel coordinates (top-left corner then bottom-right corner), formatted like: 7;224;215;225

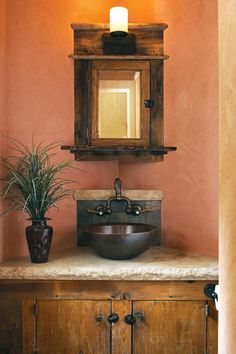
106;178;132;214
87;177;153;216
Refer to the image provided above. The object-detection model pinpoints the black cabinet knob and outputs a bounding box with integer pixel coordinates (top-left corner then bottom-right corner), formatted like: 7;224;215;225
204;283;217;300
124;314;136;325
107;313;119;324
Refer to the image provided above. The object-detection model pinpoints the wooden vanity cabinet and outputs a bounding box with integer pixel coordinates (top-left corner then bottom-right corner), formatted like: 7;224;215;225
0;280;218;354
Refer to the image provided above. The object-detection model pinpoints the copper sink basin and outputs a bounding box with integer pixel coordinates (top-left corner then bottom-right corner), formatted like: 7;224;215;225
82;223;157;260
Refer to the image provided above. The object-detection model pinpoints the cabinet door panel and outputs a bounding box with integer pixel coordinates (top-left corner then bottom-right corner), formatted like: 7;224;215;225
0;300;35;354
37;300;110;354
207;301;218;354
133;300;206;354
111;300;132;354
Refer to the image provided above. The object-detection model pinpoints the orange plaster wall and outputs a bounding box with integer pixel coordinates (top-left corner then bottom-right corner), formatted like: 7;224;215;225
120;0;218;256
0;0;6;262
2;0;218;258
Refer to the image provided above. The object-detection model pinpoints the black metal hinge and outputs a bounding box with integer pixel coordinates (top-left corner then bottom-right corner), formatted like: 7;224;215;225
33;303;38;317
205;303;209;316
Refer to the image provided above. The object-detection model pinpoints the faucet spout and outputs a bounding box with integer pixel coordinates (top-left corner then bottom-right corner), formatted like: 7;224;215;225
114;177;122;199
105;177;132;214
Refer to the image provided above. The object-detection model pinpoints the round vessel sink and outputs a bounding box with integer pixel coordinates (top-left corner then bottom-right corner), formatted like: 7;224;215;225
82;223;157;260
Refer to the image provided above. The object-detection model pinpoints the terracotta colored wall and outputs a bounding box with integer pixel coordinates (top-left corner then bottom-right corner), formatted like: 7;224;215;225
0;0;6;262
121;0;218;256
219;0;236;352
2;0;218;258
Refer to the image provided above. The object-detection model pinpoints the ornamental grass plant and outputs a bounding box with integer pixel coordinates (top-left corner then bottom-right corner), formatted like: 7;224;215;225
0;137;73;221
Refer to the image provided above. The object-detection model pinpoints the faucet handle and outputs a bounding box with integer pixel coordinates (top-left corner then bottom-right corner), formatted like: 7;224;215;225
128;204;142;215
128;204;158;216
87;205;106;216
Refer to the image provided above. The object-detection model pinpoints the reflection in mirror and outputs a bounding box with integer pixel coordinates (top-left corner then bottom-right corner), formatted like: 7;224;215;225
98;70;140;139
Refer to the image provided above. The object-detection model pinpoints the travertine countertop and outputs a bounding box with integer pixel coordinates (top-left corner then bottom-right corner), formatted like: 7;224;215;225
0;247;218;281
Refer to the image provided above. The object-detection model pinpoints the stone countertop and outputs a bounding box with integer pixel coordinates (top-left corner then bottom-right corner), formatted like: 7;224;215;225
0;247;218;281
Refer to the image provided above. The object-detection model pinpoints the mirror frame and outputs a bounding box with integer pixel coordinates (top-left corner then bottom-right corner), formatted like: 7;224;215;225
62;23;176;161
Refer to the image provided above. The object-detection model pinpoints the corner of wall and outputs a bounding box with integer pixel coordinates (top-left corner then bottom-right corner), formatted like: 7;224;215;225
0;0;7;262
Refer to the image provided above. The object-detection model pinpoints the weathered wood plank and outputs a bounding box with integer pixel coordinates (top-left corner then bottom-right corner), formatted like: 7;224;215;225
0;300;23;353
0;280;217;301
112;300;132;354
207;300;218;354
37;300;110;354
74;60;90;146
133;300;207;354
72;23;167;56
150;60;164;148
22;300;36;354
69;54;169;60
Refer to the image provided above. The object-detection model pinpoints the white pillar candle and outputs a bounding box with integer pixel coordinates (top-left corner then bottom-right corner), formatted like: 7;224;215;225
110;7;128;35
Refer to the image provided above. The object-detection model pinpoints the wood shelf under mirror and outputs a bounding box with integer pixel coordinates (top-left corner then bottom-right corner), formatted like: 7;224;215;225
69;54;170;60
61;146;177;161
63;23;177;162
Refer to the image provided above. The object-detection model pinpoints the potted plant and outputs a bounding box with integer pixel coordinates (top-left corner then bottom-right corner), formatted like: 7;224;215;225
0;137;73;263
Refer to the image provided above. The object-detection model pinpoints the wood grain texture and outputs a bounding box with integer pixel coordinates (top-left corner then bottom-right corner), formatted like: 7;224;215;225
71;23;168;31
74;151;165;162
0;300;23;353
22;300;36;354
111;300;132;354
133;300;207;354
74;60;90;146
0;281;218;353
0;280;217;300
150;60;164;148
73;23;167;56
207;300;218;354
37;300;110;354
69;54;169;60
71;23;173;161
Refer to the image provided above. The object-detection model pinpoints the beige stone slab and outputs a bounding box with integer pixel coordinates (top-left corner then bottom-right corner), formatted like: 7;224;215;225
74;189;164;200
0;247;218;281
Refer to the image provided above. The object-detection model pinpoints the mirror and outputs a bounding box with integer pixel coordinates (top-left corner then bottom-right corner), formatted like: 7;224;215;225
98;70;141;139
91;60;150;147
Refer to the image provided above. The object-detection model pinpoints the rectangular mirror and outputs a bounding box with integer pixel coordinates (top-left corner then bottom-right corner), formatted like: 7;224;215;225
98;70;140;139
91;60;150;147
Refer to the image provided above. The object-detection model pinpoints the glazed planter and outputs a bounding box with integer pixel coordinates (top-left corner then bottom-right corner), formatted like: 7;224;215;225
26;220;53;263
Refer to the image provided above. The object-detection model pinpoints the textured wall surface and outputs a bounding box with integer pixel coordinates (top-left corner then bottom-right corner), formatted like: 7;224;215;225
0;0;6;262
219;0;236;352
1;0;218;258
120;0;218;255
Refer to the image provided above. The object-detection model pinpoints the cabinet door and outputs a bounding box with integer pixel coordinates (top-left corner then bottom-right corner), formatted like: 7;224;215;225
0;300;35;354
133;300;207;354
37;300;110;354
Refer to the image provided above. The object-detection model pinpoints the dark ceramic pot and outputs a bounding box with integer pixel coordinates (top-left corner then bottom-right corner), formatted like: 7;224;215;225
26;220;53;263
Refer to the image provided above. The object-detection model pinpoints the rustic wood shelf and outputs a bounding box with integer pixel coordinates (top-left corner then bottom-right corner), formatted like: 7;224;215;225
61;145;177;161
69;54;169;60
71;23;168;31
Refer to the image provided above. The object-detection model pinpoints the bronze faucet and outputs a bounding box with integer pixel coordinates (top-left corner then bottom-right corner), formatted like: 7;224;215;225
88;177;153;216
105;178;132;214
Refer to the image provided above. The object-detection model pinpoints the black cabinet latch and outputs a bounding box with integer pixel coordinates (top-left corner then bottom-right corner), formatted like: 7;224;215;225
144;100;154;108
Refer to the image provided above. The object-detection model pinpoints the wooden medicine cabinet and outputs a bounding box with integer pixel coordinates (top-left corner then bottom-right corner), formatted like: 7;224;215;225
62;23;176;161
